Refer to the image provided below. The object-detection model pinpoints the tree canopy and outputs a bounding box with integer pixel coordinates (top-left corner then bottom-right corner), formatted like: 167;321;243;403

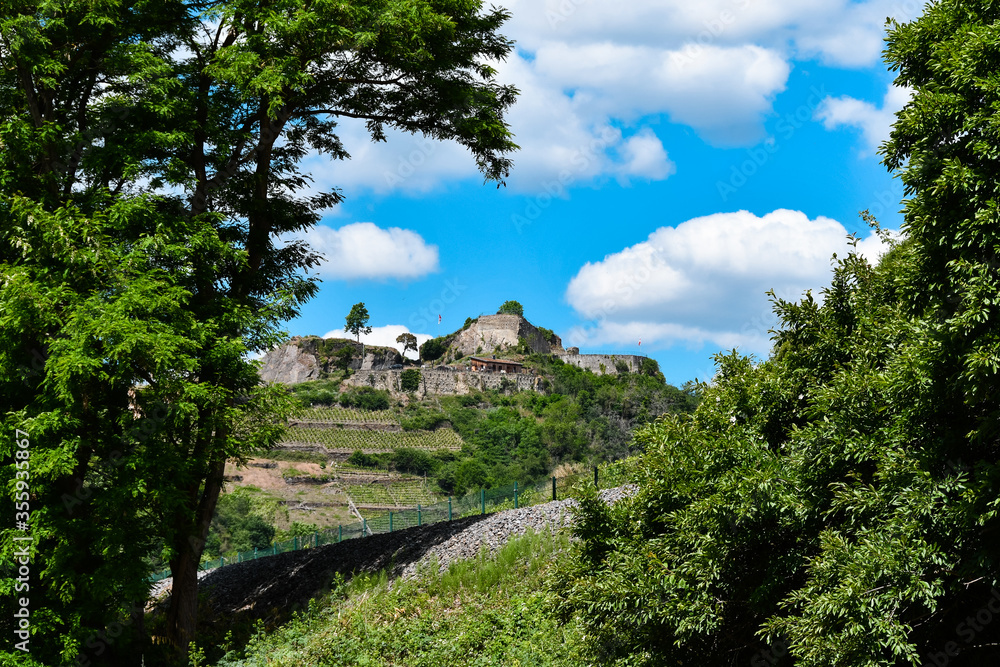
553;3;1000;665
497;300;524;317
0;0;517;663
345;302;373;343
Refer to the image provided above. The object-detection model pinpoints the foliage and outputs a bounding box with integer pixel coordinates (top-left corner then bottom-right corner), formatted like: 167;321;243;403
213;530;584;667
204;491;277;560
346;450;384;469
553;8;1000;655
497;300;524;317
395;332;418;357
400;368;422;393
391;447;437;477
338;387;391;411
420;337;448;362
344;303;372;343
0;0;518;661
289;380;341;406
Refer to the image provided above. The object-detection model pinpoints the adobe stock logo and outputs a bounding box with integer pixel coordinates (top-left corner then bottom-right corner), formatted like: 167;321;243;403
923;587;1000;666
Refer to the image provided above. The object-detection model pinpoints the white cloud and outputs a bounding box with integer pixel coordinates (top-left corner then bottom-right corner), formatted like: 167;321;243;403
565;209;898;355
322;325;432;360
815;84;913;153
302;0;923;194
294;222;439;281
532;42;790;146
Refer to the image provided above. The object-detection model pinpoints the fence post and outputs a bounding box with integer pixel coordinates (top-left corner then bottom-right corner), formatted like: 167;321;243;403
481;488;485;515
448;496;452;521
514;481;518;509
314;531;319;548
363;518;367;536
595;465;599;488
338;524;342;543
389;512;393;533
254;547;257;560
221;556;225;567
552;476;557;501
294;536;299;551
418;504;422;526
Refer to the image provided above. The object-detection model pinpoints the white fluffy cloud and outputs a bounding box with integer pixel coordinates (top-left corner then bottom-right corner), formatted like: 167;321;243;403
306;0;925;194
322;325;432;360
565;209;897;355
295;222;439;280
815;84;913;153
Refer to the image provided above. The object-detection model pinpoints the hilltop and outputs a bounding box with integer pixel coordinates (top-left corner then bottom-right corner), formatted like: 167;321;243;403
259;312;656;393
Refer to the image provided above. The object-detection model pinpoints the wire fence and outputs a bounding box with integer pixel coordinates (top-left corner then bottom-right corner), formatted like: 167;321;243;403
149;460;633;582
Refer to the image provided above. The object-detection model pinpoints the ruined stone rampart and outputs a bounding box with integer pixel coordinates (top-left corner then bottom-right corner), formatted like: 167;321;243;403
558;353;646;375
343;368;539;398
451;314;562;357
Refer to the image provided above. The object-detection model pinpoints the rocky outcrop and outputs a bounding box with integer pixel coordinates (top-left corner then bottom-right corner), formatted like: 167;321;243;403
259;343;321;384
450;314;563;357
259;337;404;384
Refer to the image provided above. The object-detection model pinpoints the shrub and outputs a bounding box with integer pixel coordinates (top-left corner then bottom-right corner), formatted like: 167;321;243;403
400;368;421;392
340;387;390;411
420;337;447;362
392;447;437;476
497;300;524;317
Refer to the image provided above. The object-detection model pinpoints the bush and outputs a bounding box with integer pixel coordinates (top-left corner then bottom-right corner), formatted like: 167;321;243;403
289;379;340;406
340;386;390;411
392;447;437;476
347;450;385;468
497;300;524;317
420;337;447;362
400;368;421;392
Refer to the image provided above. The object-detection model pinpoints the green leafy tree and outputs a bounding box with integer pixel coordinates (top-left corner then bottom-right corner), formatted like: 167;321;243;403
345;303;372;343
497;300;524;317
396;332;419;357
420;337;448;362
0;0;518;662
553;3;1000;665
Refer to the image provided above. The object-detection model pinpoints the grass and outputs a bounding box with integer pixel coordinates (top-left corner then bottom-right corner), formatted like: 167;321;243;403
212;528;587;667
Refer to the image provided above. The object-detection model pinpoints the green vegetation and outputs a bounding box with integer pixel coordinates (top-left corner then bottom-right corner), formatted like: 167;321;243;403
287;426;464;452
396;332;418;357
497;299;524;317
203;490;278;561
344;302;372;343
213;530;584;667
400;368;422;392
550;7;1000;665
419;336;448;362
288;379;342;406
0;0;519;660
338;387;391;411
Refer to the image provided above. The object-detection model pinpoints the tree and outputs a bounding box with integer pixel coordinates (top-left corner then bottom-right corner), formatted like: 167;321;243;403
553;3;1000;665
497;300;524;317
0;0;517;662
420;337;448;362
345;303;373;343
396;332;419;357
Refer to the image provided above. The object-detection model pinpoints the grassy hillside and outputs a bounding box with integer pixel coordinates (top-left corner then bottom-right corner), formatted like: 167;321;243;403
208;529;587;667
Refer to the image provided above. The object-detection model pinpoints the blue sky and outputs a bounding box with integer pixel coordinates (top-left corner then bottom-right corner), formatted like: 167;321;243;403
282;0;919;387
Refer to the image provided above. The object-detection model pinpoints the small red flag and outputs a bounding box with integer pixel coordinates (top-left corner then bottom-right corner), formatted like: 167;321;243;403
438;314;442;324
638;338;641;347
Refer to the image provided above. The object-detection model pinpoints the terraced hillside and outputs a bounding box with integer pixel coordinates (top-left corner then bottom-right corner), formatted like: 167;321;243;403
220;403;458;529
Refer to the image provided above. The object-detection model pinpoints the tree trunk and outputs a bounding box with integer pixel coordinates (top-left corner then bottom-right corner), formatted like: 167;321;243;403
164;454;226;663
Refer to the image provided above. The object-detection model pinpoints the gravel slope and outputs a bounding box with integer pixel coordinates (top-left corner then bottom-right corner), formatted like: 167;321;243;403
167;485;636;623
